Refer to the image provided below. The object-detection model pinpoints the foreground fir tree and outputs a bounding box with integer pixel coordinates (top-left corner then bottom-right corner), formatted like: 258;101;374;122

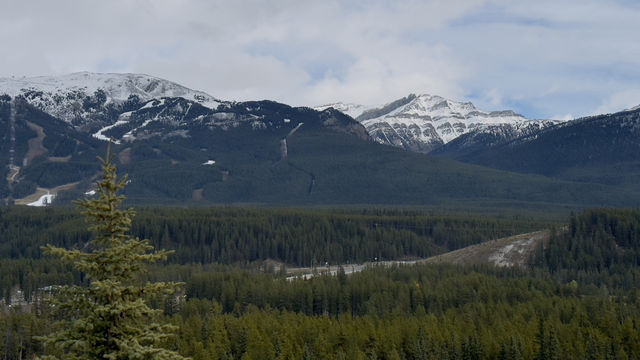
40;146;188;360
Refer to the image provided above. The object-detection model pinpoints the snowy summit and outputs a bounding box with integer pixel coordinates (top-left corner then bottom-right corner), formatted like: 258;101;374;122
317;94;562;153
0;72;222;122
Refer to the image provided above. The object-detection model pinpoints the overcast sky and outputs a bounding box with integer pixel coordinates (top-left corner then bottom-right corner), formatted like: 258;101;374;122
2;0;640;119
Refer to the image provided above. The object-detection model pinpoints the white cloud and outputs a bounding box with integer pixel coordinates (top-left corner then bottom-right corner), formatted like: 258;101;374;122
551;114;575;121
1;0;640;118
594;89;640;115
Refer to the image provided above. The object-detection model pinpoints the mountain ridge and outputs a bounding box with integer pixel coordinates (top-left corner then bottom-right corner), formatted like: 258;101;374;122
3;73;560;153
0;72;222;125
2;72;640;209
316;93;562;153
435;107;640;189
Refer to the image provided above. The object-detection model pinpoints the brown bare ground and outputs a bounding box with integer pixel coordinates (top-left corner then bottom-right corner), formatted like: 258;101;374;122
424;230;550;267
14;182;80;205
284;230;551;280
118;147;132;165
192;188;204;201
48;155;72;163
23;121;47;167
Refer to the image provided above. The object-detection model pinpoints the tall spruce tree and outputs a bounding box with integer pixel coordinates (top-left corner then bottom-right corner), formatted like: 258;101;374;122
39;145;188;359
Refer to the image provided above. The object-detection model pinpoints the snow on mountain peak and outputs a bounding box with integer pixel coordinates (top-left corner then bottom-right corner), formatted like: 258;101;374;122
0;72;219;102
0;72;222;122
318;93;561;153
314;102;378;119
395;94;480;119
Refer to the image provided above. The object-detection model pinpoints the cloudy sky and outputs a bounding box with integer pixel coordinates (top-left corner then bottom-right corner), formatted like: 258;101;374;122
2;0;640;119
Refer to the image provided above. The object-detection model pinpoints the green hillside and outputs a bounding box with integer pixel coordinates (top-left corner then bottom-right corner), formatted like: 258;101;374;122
2;97;639;208
436;109;640;191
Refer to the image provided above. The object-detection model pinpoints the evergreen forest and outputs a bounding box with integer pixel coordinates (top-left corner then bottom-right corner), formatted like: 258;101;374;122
1;205;640;358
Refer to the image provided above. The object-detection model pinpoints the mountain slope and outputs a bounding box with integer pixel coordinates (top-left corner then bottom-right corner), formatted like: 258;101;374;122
438;108;640;188
430;120;558;159
317;94;560;153
425;230;549;267
2;95;637;208
1;72;639;209
314;102;375;119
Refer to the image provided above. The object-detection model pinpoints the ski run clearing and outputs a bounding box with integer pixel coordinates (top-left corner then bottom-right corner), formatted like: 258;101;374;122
286;230;550;280
424;230;550;267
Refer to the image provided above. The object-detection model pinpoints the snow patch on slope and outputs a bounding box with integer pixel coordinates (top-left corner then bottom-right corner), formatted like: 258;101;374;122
489;234;542;267
27;193;55;207
93;112;132;144
425;230;550;268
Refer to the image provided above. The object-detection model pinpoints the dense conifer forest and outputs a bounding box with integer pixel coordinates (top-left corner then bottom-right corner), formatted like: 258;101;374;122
2;207;640;359
0;206;548;300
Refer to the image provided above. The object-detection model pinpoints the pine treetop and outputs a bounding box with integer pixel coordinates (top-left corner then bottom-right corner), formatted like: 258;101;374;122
39;144;189;360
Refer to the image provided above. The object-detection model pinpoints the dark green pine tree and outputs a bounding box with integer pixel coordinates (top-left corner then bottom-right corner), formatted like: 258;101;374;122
39;146;188;359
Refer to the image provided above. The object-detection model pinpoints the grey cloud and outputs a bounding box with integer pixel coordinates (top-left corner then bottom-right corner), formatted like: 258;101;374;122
1;0;640;118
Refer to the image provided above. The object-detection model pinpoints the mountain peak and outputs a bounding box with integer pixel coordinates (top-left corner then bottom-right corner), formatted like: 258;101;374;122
317;93;558;153
410;94;480;115
314;102;375;119
0;72;222;122
0;72;217;101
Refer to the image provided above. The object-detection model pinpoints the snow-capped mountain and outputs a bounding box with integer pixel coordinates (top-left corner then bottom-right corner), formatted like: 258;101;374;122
314;102;377;119
0;77;374;206
439;106;640;179
431;119;560;159
1;73;563;154
0;72;371;148
1;72;639;208
0;72;222;124
317;94;562;153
